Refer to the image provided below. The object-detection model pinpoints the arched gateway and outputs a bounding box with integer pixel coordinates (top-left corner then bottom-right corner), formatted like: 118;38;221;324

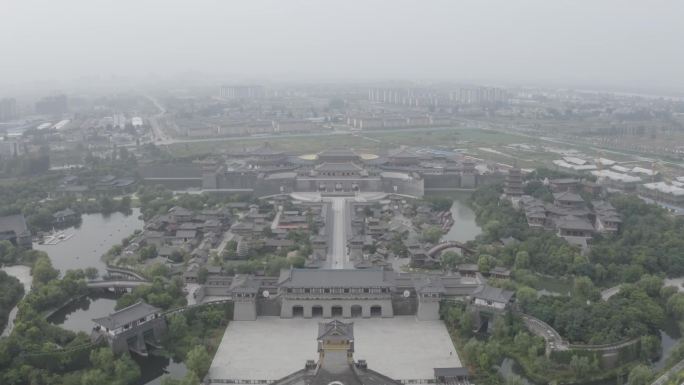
279;269;394;319
222;267;484;321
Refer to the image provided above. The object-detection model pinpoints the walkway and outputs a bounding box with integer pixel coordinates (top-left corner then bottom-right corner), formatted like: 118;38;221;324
651;357;684;385
105;265;147;281
601;285;621;300
327;196;349;269
86;280;150;290
520;312;640;355
520;313;569;351
426;241;475;257
289;192;389;270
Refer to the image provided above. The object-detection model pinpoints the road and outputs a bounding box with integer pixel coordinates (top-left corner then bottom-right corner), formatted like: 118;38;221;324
327;197;349;269
145;94;172;143
601;285;621;300
288;192;394;270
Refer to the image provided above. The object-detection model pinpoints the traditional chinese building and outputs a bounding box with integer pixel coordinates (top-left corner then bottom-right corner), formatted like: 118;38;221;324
91;301;167;355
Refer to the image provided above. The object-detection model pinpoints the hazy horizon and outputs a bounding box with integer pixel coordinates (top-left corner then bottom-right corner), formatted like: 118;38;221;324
2;0;683;93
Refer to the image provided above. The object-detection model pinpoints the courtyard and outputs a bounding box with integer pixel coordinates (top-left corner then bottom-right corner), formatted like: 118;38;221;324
206;316;462;383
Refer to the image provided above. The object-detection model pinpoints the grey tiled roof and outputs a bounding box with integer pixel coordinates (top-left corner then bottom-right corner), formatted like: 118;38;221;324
278;268;392;288
555;215;595;231
553;191;584;202
0;214;29;236
472;285;514;303
315;162;363;172
318;320;354;340
92;301;161;330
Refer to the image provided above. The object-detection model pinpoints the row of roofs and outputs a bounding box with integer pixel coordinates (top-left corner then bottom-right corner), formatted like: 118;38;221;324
55;174;136;195
202;267;503;302
133;206;233;263
520;192;621;244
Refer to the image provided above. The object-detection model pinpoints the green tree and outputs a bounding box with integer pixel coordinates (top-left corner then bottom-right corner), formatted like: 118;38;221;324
516;287;537;311
459;311;473;337
81;369;108;385
513;332;531;354
627;364;653;385
667;293;684;319
113;354;141;385
573;276;598;301
168;314;189;337
637;275;663;297
186;345;211;378
640;335;661;360
569;355;591;379
140;244;157;260
32;256;59;285
463;338;484;362
100;196;115;214
514;251;530;270
198;267;209;284
84;267;99;280
421;226;443;244
441;251;460;271
478;352;491;371
478;255;494;273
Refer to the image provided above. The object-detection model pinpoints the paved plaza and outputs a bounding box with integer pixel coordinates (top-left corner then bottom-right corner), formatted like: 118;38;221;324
207;316;461;383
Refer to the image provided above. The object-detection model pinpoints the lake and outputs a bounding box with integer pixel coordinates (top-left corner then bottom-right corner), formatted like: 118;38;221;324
34;208;144;274
436;193;482;243
37;209;186;384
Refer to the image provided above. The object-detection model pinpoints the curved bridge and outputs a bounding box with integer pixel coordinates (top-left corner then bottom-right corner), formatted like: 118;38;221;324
520;313;568;353
86;280;151;290
426;241;475;257
105;265;147;281
161;297;233;317
520;312;640;355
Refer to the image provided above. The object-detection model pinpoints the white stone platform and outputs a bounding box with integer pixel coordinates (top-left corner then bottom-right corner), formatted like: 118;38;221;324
207;316;461;383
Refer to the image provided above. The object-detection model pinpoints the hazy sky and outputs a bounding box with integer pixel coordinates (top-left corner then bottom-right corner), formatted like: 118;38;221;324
1;0;683;90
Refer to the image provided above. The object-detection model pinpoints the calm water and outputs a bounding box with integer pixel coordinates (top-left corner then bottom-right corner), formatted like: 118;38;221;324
654;316;682;370
438;193;482;243
34;208;143;274
47;295;118;333
48;295;188;385
134;354;188;385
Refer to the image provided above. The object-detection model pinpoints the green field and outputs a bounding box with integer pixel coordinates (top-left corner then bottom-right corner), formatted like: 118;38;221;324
164;127;535;157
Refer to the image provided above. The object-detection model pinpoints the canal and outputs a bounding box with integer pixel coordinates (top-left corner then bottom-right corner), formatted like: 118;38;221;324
34;208;144;274
36;208;187;384
433;192;483;243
